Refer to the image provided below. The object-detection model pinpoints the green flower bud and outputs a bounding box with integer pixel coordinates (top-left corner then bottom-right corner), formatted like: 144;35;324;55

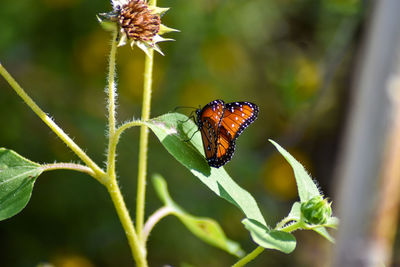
300;196;332;225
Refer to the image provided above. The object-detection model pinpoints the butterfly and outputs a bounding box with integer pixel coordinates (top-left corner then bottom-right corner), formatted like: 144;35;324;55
194;99;259;168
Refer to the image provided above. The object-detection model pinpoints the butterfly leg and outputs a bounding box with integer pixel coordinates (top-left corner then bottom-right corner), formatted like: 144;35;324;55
182;128;199;142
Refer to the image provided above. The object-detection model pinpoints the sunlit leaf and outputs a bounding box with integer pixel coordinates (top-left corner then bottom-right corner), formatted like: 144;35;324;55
242;219;296;254
146;113;266;224
312;226;335;243
286;201;301;220
152;174;244;257
146;114;295;253
269;140;320;202
0;148;43;221
326;216;339;229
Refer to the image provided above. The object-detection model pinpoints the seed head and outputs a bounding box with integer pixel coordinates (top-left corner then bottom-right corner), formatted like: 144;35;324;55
98;0;178;56
118;0;160;43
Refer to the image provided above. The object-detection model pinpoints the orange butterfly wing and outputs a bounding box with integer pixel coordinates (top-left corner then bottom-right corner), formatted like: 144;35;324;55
196;100;225;162
196;100;258;168
213;102;259;167
220;102;259;141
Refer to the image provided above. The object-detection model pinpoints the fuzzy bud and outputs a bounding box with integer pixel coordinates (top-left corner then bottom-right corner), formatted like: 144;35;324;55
301;196;332;225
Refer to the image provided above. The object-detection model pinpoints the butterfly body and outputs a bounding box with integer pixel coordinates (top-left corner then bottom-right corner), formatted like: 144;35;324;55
195;99;259;168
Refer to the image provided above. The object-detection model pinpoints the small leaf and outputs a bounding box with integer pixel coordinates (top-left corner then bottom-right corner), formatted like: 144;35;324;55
269;140;320;202
312;226;335;243
152;174;244;257
325;216;339;229
242;219;296;254
158;24;180;35
178;215;244;257
287;201;301;220
149;6;170;15
0;148;43;221
268;141;338;243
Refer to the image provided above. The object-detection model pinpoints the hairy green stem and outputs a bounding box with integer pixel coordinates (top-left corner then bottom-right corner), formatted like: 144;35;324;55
106;31;119;178
275;217;293;230
136;50;153;240
232;246;265;267
279;221;304;233
102;32;148;266
0;64;106;183
107;120;146;169
136;0;156;239
143;206;174;243
107;178;148;267
41;163;96;177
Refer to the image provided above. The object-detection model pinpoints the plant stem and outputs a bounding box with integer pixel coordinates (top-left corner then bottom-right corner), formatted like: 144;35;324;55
275;217;292;230
106;30;119;178
136;33;155;239
279;221;304;233
41;162;96;177
103;32;148;266
143;206;174;243
107;178;148;267
0;64;106;183
232;246;265;267
107;120;146;170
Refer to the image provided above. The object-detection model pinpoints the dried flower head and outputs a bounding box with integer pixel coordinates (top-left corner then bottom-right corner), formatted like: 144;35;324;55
98;0;178;56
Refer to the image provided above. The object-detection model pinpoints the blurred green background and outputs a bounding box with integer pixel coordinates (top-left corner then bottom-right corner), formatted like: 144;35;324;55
0;0;364;266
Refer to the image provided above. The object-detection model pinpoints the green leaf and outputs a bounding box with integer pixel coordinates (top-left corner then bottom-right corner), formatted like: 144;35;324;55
286;201;301;220
152;174;244;257
311;227;335;243
0;148;43;221
325;216;339;229
268;141;338;243
146;114;295;253
269;140;320;202
146;113;266;225
242;219;296;254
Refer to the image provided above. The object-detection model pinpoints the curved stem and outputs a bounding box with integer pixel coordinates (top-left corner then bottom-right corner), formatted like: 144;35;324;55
103;32;148;266
275;217;294;230
232;246;265;267
279;220;304;233
116;120;146;136
143;206;174;243
108;120;146;169
136;31;155;239
107;178;148;267
41;162;96;177
0;64;106;183
106;30;119;178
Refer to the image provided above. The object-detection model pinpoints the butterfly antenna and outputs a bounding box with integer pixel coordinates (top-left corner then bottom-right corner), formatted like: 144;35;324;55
178;110;196;124
173;105;197;112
